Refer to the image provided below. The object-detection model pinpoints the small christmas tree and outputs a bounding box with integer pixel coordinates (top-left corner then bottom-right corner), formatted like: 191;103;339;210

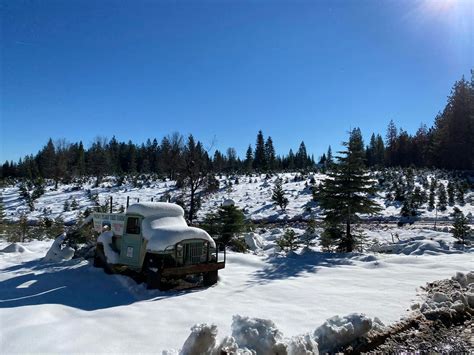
452;211;471;245
437;184;447;211
272;179;289;211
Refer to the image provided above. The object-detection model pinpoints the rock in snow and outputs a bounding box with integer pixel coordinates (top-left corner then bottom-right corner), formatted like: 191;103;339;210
244;232;263;251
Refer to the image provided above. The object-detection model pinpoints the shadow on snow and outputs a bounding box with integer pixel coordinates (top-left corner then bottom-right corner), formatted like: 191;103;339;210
247;249;353;286
0;258;202;311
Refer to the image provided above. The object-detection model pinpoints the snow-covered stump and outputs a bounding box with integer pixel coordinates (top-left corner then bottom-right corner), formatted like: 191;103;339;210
42;234;75;262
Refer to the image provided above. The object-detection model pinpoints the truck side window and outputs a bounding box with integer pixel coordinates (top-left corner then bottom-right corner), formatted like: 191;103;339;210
126;217;140;234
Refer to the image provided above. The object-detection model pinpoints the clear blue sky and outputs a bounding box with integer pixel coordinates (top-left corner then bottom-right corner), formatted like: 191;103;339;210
1;0;473;162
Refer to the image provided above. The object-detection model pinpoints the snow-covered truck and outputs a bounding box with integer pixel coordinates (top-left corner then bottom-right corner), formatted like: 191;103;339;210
92;202;225;289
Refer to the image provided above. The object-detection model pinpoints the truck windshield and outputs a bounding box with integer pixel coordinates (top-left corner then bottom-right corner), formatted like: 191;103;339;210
126;217;140;234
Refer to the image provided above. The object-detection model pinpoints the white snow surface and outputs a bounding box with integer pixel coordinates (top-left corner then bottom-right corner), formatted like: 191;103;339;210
0;227;472;353
127;202;185;218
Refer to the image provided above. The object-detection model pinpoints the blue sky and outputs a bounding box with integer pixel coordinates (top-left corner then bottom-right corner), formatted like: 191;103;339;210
1;0;473;162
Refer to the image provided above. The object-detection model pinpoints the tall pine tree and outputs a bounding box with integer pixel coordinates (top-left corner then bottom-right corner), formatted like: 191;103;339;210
316;129;381;252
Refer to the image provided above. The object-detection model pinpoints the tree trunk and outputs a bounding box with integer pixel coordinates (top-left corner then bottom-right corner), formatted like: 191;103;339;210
346;206;352;252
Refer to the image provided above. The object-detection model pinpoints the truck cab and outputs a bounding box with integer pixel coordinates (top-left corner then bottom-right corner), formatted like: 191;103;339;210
93;202;225;289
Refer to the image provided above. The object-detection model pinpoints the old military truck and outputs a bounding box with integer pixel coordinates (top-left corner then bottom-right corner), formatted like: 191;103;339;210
92;202;225;289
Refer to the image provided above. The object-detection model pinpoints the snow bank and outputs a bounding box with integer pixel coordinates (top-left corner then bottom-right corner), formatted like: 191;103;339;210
127;202;184;218
313;313;373;353
231;315;288;354
178;315;318;354
371;236;460;255
97;231;120;264
419;271;474;322
0;243;29;253
244;232;263;251
180;324;218;355
43;234;75;262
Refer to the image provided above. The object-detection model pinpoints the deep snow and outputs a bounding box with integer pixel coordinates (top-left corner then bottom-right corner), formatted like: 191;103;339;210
0;227;472;353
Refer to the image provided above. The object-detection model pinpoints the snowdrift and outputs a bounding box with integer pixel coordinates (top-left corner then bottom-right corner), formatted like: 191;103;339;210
178;313;384;354
0;243;29;253
43;234;75;262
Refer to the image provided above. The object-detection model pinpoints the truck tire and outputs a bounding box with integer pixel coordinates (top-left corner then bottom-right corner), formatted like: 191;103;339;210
145;268;162;290
203;270;218;286
93;245;113;274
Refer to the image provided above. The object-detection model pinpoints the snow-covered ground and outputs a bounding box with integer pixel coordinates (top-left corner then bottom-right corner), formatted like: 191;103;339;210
1;172;473;224
0;227;472;353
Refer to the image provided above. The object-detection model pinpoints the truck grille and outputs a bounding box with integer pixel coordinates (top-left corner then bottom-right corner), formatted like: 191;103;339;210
184;242;204;264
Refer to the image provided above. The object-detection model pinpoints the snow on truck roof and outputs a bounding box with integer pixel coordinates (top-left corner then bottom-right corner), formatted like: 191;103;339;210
127;203;215;250
126;202;184;218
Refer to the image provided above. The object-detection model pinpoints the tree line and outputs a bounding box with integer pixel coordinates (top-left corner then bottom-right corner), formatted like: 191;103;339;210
1;73;473;180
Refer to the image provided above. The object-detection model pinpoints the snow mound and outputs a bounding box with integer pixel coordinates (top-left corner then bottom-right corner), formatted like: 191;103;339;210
126;202;184;218
419;271;474;321
313;313;373;353
222;199;235;207
142;216;215;251
0;243;29;253
244;232;263;251
97;231;120;264
43;234;75;262
180;323;218;355
231;315;288;354
371;237;458;255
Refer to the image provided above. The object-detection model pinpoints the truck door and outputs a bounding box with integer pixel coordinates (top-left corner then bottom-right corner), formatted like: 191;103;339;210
119;215;142;268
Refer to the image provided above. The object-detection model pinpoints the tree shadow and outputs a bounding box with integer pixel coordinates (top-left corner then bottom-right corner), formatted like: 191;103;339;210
0;258;204;311
247;249;353;286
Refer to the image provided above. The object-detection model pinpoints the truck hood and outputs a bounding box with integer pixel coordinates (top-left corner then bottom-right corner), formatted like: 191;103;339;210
142;216;216;251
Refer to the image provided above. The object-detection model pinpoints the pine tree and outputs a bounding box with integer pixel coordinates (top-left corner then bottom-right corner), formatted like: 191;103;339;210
447;181;455;206
326;146;333;167
253;130;267;171
316;129;381;252
452;211;471;245
245;145;253;172
428;178;437;210
272;179;289;211
276;228;300;252
265;137;276;171
437;183;447;211
201;204;247;250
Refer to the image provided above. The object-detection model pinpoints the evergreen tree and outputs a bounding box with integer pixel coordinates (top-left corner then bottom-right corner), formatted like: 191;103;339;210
265;137;276;171
272;179;289;211
452;210;471;245
428;178;437;210
316;129;381;252
202;203;247;251
276;228;300;252
253;130;267;171
326;146;333;167
244;145;253;172
447;181;455;206
437;183;447;211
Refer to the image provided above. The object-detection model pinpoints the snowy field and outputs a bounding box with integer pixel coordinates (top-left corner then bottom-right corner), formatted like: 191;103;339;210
0;227;472;353
1;172;473;224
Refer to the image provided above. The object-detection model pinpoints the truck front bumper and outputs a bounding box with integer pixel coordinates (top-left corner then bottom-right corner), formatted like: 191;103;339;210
161;262;225;277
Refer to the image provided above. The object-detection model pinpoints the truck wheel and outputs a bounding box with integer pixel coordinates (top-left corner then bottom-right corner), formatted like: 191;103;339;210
145;268;162;290
203;270;218;286
94;245;113;274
